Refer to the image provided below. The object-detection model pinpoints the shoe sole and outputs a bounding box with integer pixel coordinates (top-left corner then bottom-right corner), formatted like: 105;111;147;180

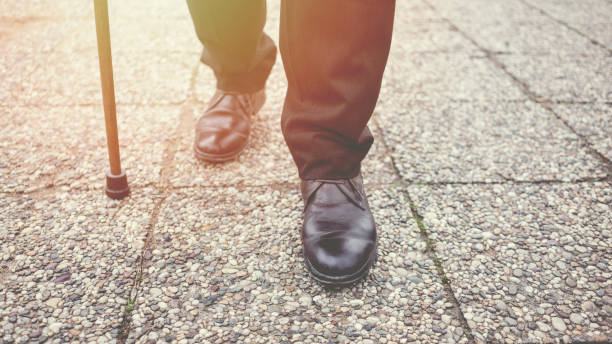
303;243;378;289
193;139;249;163
192;90;265;163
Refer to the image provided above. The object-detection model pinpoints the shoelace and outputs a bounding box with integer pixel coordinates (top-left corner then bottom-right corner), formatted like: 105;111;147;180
305;178;366;211
209;92;253;117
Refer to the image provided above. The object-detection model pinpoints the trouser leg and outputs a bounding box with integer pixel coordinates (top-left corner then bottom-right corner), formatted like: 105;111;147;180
279;0;395;180
186;0;277;93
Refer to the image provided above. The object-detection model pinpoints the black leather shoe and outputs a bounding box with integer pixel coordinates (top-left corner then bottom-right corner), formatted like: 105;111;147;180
300;172;377;288
194;88;265;162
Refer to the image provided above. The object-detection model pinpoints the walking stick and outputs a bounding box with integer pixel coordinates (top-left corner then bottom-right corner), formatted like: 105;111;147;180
94;0;129;199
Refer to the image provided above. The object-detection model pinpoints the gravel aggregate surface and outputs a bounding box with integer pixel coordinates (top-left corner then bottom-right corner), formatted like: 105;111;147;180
1;0;611;343
450;18;601;56
382;53;526;102
550;103;612;160
0;106;181;193
388;20;478;54
0;1;90;20
61;18;201;55
0;189;156;343
127;187;467;343
0;17;67;107
376;99;607;183
426;0;545;23
409;182;612;343
497;53;612;103
16;48;198;106
521;0;612;48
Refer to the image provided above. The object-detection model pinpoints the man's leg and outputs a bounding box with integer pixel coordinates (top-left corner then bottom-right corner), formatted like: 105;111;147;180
187;0;277;161
280;0;395;287
186;0;276;93
280;0;395;180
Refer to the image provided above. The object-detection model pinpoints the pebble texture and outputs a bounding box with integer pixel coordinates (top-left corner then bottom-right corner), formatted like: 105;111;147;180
409;183;611;343
0;189;155;343
550;103;612;161
497;53;611;103
128;187;466;343
521;0;612;48
0;106;180;193
1;0;611;343
376;99;607;183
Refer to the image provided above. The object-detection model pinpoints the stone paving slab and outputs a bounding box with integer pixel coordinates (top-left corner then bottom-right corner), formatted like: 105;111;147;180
127;186;468;343
497;53;612;103
106;1;192;21
426;0;547;24
522;0;612;24
375;99;607;183
0;1;91;20
0;188;156;343
0;195;36;266
522;0;612;48
408;182;612;343
0;16;72;107
398;0;444;23
59;18;200;54
0;105;180;193
448;17;602;55
0;4;198;107
425;0;612;56
388;20;477;54
550;103;612;160
0;52;40;108
581;22;612;49
381;53;526;102
0;0;190;21
0;17;61;56
15;47;198;106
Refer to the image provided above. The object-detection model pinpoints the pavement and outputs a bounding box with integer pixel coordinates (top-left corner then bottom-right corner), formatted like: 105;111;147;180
0;0;610;343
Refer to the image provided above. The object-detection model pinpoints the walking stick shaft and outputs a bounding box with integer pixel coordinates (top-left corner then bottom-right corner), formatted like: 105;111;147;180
94;0;122;176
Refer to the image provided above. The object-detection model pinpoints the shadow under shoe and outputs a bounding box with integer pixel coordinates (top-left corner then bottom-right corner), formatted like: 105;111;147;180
300;172;377;288
194;88;266;162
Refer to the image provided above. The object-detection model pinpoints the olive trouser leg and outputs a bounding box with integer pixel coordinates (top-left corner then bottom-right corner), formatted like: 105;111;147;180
186;0;277;93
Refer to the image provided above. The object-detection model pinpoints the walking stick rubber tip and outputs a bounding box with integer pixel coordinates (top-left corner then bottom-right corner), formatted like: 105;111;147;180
105;168;130;200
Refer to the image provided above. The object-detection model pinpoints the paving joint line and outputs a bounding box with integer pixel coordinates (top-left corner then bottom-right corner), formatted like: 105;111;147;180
411;175;611;186
5;98;611;110
518;0;612;56
406;196;477;343
419;0;612;178
117;59;200;343
541;100;612;106
4;174;611;198
7;100;191;108
117;191;167;343
371;116;477;343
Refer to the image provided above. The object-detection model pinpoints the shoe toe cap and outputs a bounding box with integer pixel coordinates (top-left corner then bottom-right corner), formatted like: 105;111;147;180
195;129;248;156
305;236;375;278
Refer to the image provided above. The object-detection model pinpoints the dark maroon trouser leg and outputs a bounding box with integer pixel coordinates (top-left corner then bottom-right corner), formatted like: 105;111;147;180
280;0;396;179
